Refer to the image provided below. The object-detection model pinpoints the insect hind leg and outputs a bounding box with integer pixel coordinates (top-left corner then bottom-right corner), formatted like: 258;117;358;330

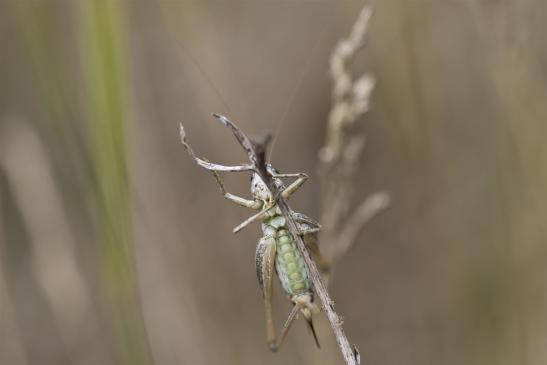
268;305;300;352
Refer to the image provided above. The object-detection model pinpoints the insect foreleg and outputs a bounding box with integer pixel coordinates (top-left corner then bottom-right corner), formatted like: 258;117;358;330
212;170;261;209
281;173;309;199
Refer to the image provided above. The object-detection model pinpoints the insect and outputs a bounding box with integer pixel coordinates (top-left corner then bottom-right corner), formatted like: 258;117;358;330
181;115;328;351
214;165;326;350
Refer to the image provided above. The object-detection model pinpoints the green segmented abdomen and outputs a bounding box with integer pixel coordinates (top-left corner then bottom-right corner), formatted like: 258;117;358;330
274;228;311;296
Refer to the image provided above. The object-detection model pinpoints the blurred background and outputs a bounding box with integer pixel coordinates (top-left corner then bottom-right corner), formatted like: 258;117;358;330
0;1;545;365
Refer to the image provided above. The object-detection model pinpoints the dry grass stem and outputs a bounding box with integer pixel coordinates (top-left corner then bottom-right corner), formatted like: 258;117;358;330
319;6;389;267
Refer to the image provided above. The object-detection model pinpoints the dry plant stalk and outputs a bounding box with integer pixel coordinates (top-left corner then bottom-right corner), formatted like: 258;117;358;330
319;6;389;269
180;114;361;365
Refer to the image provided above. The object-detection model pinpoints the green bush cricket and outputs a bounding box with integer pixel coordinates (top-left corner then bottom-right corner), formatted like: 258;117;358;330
180;114;328;351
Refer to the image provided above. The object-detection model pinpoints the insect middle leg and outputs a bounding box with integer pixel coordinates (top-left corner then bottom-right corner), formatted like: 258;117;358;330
293;213;330;273
233;206;274;233
293;212;322;234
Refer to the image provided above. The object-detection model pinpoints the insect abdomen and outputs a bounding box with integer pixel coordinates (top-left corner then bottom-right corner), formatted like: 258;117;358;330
274;228;311;296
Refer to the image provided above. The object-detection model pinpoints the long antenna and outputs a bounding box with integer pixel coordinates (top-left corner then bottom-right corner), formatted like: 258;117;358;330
158;1;235;117
268;26;329;162
162;2;328;161
175;41;234;117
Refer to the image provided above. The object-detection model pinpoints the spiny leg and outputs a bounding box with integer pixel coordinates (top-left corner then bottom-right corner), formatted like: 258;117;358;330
255;236;278;350
272;173;305;178
233;205;274;233
280;173;309;199
292;212;322;232
301;227;321;235
256;237;307;351
212;170;261;209
293;213;330;273
293;212;321;243
268;305;300;352
301;234;329;274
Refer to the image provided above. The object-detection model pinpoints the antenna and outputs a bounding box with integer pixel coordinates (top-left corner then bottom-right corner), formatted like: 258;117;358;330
163;2;329;162
175;41;234;117
268;27;328;162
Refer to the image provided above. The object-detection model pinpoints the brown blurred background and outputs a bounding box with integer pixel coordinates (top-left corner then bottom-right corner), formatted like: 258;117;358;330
0;1;545;365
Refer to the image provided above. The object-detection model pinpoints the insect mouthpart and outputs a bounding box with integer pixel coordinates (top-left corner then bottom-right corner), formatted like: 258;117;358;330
251;173;273;202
